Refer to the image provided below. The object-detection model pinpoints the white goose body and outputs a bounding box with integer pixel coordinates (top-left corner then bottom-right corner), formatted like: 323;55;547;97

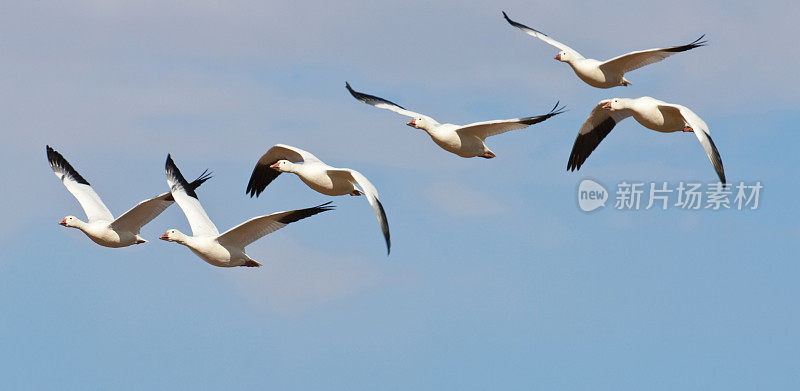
346;82;564;159
246;144;392;254
290;163;359;196
162;155;333;268
76;221;138;248
171;233;247;268
566;59;624;89
47;146;211;248
567;97;726;183
425;123;489;158
625;97;689;132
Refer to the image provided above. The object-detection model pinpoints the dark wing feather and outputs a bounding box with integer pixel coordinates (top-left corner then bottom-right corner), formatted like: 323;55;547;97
346;82;406;110
46;145;90;185
567;116;617;171
165;154;198;199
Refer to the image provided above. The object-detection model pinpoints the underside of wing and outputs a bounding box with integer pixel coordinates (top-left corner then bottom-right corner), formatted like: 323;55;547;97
669;105;726;184
502;11;583;58
165;154;219;237
346;82;426;119
46;145;114;222
567;103;631;171
330;169;391;254
600;35;706;74
218;202;335;248
111;171;212;233
458;102;566;139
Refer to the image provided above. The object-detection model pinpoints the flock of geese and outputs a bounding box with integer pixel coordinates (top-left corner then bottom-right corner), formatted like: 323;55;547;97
48;12;726;267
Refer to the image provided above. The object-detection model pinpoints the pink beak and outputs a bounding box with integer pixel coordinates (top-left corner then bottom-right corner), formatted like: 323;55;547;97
554;54;560;60
269;162;280;170
602;102;612;109
159;233;170;240
58;218;67;226
406;119;416;127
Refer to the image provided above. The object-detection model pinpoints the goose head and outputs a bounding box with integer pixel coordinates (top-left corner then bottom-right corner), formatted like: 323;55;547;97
602;98;626;111
58;215;80;228
269;160;293;173
407;117;433;131
159;229;186;243
554;51;570;62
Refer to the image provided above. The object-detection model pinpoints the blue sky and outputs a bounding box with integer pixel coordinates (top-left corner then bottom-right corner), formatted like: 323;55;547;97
1;1;798;389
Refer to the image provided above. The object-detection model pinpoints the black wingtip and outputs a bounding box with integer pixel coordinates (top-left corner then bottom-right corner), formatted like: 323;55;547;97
375;198;390;256
550;101;568;115
165;154;200;199
502;11;547;36
665;35;708;53
502;10;513;24
345;81;359;99
245;160;282;198
46;145;90;185
189;169;213;190
276;201;336;225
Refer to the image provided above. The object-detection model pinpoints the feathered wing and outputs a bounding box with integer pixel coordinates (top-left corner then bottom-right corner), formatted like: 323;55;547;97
110;171;212;233
567;101;634;171
217;202;335;249
246;144;324;197
165;155;219;237
660;104;726;184
502;12;584;58
599;36;706;75
327;169;391;255
46;145;114;222
457;102;566;140
345;82;432;120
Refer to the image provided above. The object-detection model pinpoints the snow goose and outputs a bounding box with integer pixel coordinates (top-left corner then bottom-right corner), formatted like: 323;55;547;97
160;155;334;267
245;144;391;254
568;98;725;183
346;82;564;158
502;11;706;89
47;145;211;248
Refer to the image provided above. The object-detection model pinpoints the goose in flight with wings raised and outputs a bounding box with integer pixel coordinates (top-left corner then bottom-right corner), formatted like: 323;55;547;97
47;145;211;248
567;97;726;183
160;155;334;267
346;82;564;158
245;144;391;254
502;11;706;89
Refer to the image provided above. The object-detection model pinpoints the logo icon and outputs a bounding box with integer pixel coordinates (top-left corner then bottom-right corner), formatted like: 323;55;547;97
578;179;608;212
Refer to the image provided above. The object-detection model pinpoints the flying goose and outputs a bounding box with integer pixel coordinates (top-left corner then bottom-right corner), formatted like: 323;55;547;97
47;145;211;248
502;11;706;89
160;155;334;267
346;82;564;158
245;144;390;254
568;97;725;183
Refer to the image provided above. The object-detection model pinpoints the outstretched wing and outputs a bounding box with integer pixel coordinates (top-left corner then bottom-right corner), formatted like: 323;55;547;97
111;171;212;233
327;168;391;255
502;11;584;58
457;102;566;140
346;82;430;119
659;104;726;184
217;202;335;249
599;35;706;75
567;101;634;171
246;144;323;197
165;155;219;237
46;145;114;222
